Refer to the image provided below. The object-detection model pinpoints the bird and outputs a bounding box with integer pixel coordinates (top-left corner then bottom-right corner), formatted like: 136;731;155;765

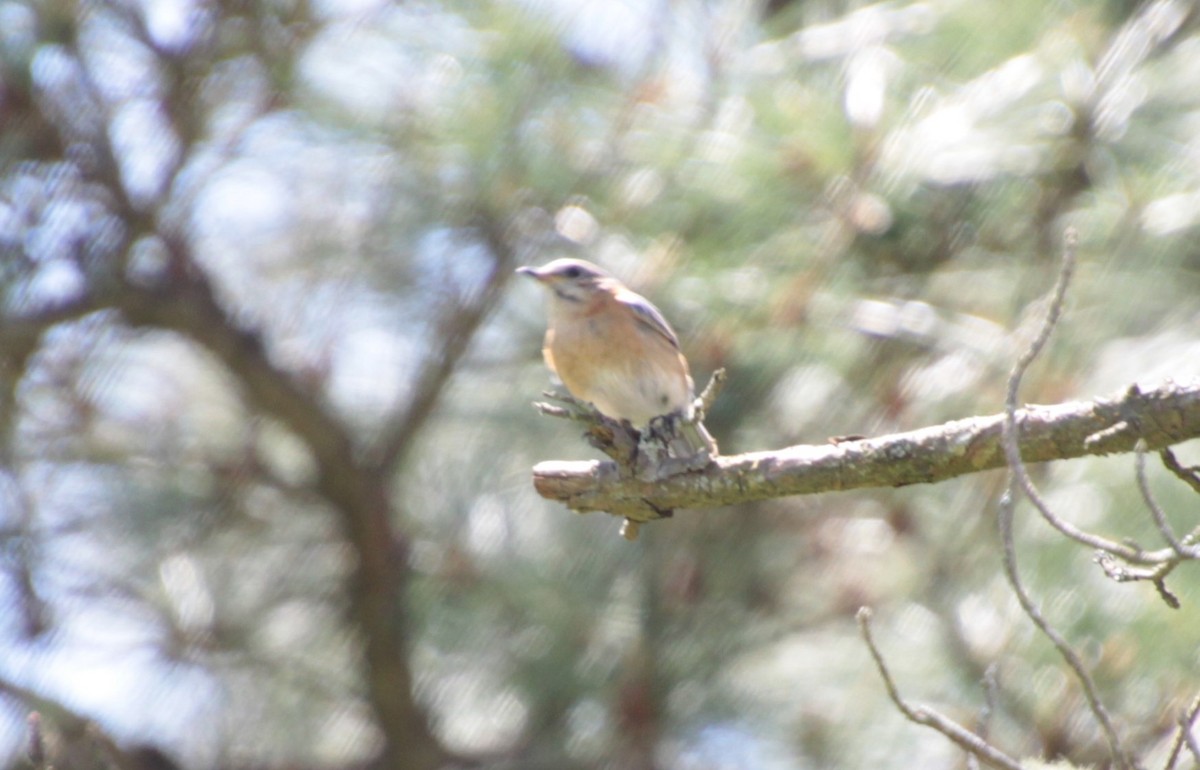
517;258;715;467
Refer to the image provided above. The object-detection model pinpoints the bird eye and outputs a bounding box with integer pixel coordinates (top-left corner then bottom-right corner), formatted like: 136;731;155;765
563;266;582;279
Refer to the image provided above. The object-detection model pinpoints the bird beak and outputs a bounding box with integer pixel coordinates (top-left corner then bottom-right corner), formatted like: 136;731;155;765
516;266;545;282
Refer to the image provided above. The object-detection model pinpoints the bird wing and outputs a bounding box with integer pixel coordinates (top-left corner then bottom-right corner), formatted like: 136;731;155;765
614;288;681;350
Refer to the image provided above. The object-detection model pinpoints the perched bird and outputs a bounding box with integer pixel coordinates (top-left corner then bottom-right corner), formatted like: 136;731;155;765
518;258;691;425
518;258;715;467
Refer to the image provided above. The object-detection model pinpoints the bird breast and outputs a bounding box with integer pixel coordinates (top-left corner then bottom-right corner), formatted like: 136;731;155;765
543;302;692;427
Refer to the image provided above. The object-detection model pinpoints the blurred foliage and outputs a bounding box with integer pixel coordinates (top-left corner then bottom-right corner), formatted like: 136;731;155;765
1;0;1200;769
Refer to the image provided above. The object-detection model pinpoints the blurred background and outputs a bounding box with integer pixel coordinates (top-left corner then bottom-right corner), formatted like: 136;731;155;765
2;0;1200;768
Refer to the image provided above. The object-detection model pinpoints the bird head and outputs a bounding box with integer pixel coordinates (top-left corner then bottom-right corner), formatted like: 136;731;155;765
516;258;612;303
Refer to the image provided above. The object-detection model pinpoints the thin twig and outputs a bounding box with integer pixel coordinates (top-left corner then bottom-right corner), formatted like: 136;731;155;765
1000;491;1133;767
534;402;576;420
1163;693;1200;770
1135;440;1195;558
696;368;727;415
1159;448;1200;551
1152;577;1182;609
536;391;641;470
1160;447;1200;497
856;607;1025;770
966;665;999;770
535;391;604;423
1001;230;1144;563
999;229;1136;770
1089;440;1200;607
1092;550;1182;608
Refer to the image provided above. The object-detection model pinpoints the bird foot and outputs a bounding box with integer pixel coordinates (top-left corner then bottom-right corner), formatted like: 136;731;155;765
635;411;716;481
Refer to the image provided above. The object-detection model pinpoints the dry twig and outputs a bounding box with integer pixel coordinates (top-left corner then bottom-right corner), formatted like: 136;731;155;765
1163;693;1200;770
1135;441;1198;560
966;666;1001;770
856;608;1024;770
1160;447;1200;496
998;228;1136;770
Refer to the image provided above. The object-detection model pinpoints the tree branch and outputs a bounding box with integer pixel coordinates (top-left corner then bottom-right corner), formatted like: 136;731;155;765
371;212;519;475
21;17;451;761
0;675;180;770
531;379;1200;521
0;295;109;359
110;269;446;769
